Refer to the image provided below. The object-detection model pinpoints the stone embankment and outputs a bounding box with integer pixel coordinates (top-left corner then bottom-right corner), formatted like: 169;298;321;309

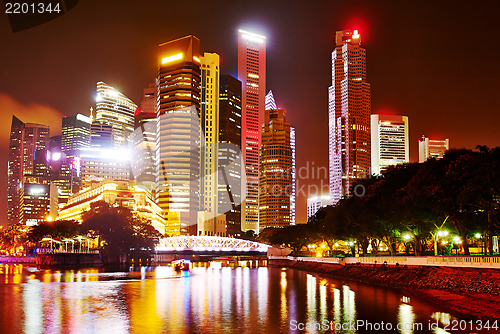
36;253;103;267
269;258;500;321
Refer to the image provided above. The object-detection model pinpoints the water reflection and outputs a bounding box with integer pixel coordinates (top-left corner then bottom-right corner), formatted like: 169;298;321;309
0;263;492;334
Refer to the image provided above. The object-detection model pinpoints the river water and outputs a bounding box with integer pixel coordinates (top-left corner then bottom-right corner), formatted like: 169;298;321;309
0;262;494;333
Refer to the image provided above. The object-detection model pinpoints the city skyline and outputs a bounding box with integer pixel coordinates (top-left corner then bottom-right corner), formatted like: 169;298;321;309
1;0;500;225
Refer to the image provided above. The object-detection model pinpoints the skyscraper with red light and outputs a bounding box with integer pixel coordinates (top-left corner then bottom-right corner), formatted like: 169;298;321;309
329;30;371;204
237;29;266;232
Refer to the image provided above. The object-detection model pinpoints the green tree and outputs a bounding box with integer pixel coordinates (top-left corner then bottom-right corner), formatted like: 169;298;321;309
81;201;162;261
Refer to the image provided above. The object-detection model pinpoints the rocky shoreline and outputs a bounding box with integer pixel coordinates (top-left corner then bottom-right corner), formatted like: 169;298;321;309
269;258;500;321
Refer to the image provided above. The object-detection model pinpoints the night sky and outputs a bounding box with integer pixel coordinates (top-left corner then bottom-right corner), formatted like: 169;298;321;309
1;0;499;226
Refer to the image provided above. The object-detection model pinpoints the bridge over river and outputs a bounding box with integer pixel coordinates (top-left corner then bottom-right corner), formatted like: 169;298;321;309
155;236;271;257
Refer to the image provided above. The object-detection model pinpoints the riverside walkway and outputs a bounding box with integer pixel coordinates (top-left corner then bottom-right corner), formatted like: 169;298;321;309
269;255;500;269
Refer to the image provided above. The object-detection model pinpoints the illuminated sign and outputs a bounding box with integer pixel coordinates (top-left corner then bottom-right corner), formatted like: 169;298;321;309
162;53;183;64
353;30;360;39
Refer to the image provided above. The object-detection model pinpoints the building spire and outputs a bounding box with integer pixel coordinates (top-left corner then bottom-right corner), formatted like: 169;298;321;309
265;90;277;110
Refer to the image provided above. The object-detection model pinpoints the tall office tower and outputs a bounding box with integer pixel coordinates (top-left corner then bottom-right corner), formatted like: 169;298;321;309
259;108;292;229
329;30;371;204
418;136;449;162
50;155;80;204
290;126;296;224
90;121;114;149
156;35;201;236
371;114;409;175
62;114;91;157
95;81;138;148
21;179;58;226
307;195;331;221
238;29;266;232
7;116;50;225
131;84;157;191
265;91;296;225
199;53;220;216
218;74;242;236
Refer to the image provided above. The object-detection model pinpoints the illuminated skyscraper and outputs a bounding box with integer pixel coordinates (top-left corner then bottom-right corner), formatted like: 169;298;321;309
290;126;296;224
200;52;220;216
7;116;49;225
156;35;201;236
218;74;242;235
264;90;296;225
329;30;371;204
371;114;409;175
62;113;91;157
95;81;138;148
238;29;266;232
418;136;449;162
131;84;157;191
259;108;292;229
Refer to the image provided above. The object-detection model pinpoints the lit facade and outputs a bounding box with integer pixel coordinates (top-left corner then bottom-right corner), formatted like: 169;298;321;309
156;35;201;236
21;180;58;226
418;136;449;162
7;116;50;225
58;180;167;235
197;211;227;237
50;155;80;205
371;114;409;175
238;29;266;232
259;108;292;229
307;195;331;221
218;75;243;236
329;30;371;204
95;81;138;149
290;126;296;224
61;114;91;157
200;53;220;216
79;148;131;189
90;121;114;149
131;84;157;191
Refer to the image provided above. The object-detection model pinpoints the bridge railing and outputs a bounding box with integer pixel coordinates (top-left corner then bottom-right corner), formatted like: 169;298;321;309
156;236;271;253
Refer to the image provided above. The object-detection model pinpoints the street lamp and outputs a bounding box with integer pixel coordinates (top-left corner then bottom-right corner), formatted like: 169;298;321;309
434;230;449;256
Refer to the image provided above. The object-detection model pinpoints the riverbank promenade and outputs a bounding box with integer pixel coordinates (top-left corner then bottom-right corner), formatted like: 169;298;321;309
269;255;500;269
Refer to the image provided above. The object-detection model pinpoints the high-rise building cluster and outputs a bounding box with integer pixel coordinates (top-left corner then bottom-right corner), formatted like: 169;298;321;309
7;28;451;233
321;29;450;218
7;29;297;236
